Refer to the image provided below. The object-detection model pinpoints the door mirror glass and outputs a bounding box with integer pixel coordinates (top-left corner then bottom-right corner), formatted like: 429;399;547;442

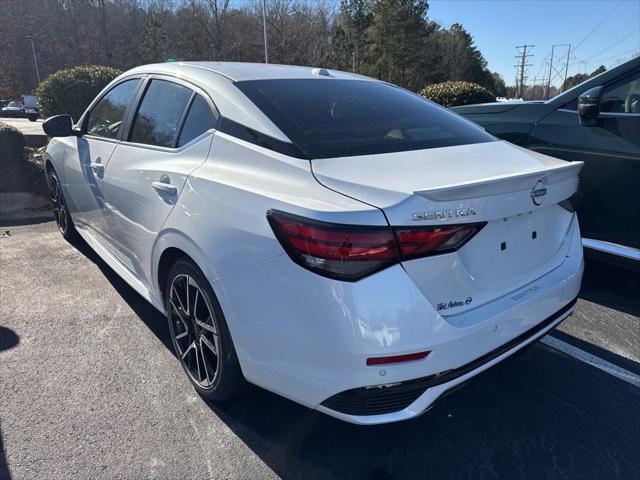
43;114;76;137
578;86;602;127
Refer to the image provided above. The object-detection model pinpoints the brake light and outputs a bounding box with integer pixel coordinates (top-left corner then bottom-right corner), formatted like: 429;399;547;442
267;210;485;281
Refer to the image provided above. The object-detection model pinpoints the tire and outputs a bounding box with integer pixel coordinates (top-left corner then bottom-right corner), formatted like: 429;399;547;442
48;170;78;241
165;259;247;401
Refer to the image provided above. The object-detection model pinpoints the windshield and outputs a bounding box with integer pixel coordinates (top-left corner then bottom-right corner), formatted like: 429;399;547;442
235;79;495;159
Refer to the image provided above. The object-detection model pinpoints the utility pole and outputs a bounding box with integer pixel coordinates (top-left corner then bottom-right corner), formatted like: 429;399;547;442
546;45;555;100
515;45;534;99
546;44;571;98
562;44;572;92
25;35;41;86
262;0;269;64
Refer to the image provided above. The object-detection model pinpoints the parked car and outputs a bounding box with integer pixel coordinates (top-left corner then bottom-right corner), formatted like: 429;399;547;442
22;94;40;121
42;62;583;424
453;56;640;268
1;101;24;118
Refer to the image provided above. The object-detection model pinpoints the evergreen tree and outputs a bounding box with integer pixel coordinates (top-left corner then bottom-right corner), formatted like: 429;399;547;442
364;0;435;91
562;65;606;91
331;0;374;72
437;23;494;91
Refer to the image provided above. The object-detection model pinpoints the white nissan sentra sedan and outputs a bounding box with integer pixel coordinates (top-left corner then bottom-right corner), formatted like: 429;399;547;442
42;62;584;424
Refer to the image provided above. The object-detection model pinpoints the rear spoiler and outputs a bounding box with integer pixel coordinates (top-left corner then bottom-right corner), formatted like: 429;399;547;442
414;162;583;202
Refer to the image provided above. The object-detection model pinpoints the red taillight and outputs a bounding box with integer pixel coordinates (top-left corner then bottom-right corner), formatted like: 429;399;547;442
366;351;430;366
395;225;484;260
267;210;485;281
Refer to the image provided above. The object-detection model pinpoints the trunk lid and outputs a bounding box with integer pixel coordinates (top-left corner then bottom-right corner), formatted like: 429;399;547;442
312;141;583;317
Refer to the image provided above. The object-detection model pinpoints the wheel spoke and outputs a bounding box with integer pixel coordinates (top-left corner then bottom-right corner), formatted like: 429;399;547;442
195;318;216;334
199;337;211;384
171;285;187;315
193;289;200;319
181;341;196;360
184;276;191;315
170;298;188;324
194;342;202;381
201;335;217;355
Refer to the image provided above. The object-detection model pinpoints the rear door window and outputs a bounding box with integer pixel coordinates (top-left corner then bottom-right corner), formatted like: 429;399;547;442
130;79;192;148
235;79;495;159
177;94;217;147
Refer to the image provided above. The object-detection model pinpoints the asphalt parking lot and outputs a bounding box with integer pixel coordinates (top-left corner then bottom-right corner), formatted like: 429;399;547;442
1;220;639;480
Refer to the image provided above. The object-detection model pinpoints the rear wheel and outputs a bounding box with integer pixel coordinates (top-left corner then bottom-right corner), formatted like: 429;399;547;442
48;170;78;241
165;260;247;401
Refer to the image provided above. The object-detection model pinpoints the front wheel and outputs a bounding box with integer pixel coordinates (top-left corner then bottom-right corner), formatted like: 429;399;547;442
165;260;247;401
48;170;78;241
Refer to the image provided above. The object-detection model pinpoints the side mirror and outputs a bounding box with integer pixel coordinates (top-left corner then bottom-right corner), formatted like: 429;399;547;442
578;86;602;127
43;114;80;137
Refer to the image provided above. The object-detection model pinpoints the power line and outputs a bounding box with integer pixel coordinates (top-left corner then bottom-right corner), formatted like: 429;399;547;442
571;0;624;53
583;28;640;63
592;48;640;65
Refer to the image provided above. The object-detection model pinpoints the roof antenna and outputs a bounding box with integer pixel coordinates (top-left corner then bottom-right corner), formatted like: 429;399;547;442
311;68;331;77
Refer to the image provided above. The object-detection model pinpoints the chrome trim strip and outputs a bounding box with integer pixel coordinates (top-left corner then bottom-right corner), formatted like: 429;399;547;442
582;238;640;261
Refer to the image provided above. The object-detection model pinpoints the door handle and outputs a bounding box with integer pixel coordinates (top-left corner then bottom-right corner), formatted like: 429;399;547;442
152;181;178;196
90;162;104;173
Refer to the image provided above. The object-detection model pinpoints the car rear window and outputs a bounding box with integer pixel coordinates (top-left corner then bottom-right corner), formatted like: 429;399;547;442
235;79;495;159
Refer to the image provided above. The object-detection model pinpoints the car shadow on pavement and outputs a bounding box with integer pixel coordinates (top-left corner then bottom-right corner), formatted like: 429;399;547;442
68;236;173;351
0;425;11;480
69;234;640;480
581;258;639;317
0;327;19;352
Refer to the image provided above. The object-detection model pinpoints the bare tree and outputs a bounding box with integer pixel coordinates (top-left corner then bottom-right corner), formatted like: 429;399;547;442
190;0;231;60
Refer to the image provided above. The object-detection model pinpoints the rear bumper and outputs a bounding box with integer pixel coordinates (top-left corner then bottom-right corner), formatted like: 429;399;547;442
318;296;577;423
214;212;583;425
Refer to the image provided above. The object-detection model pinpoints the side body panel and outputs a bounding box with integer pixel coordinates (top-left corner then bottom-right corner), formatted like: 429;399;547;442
101;132;214;285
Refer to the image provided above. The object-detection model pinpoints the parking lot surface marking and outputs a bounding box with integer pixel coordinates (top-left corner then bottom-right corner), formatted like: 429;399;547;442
542;334;640;387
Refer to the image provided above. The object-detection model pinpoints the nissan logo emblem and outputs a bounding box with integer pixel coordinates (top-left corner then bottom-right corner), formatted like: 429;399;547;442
530;179;548;206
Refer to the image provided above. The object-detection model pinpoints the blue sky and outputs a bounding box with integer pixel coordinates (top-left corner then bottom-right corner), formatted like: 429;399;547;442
428;0;640;86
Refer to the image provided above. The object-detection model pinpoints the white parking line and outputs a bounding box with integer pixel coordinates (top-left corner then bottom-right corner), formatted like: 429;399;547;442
541;335;640;388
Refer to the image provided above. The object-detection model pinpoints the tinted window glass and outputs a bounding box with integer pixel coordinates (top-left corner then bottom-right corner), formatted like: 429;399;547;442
235;79;495;159
562;98;578;111
86;79;138;139
601;70;640;113
130;80;192;147
178;94;216;147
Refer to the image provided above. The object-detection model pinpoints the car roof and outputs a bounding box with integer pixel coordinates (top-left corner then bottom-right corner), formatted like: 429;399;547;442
118;62;375;144
128;61;373;82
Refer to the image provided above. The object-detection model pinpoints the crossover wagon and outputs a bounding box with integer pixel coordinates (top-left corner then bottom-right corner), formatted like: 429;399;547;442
43;62;583;424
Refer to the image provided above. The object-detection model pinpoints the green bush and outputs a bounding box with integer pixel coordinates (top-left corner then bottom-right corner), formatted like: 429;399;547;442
0;121;28;193
420;81;495;107
36;65;122;121
0;121;26;160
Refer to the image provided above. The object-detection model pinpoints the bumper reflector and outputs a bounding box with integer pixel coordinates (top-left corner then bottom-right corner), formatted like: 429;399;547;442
366;351;430;366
